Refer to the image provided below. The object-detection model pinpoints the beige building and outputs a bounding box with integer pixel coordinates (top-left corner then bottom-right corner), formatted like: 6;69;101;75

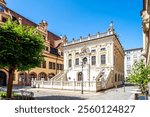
0;0;65;86
141;0;150;64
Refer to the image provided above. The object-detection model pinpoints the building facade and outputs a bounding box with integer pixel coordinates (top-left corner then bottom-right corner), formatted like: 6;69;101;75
0;0;65;86
124;48;143;80
63;22;124;90
141;0;150;65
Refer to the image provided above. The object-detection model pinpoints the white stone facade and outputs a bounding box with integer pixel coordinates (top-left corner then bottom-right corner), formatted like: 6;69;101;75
124;48;143;79
63;23;124;89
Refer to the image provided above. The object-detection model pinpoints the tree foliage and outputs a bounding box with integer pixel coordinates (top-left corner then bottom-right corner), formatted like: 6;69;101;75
128;61;150;94
0;19;45;70
0;19;45;98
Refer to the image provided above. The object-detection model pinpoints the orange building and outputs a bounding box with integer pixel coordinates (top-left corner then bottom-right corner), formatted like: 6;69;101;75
0;0;66;86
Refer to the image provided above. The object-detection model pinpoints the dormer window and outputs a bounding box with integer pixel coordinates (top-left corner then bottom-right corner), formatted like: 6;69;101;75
0;4;4;12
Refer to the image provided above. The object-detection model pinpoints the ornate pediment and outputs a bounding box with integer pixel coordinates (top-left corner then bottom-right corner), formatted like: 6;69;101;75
80;45;90;56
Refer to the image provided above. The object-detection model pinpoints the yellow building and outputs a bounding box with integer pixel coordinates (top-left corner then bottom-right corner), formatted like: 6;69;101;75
141;0;150;64
0;0;65;86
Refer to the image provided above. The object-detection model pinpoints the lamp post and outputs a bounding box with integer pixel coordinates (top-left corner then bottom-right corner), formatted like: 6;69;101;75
81;57;87;94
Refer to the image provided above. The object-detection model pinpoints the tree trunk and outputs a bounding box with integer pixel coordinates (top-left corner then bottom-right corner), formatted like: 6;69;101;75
6;67;15;99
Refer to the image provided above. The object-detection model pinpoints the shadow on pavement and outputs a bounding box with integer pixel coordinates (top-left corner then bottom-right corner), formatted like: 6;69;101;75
35;95;86;100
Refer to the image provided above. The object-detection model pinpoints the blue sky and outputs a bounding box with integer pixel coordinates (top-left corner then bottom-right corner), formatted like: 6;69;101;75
6;0;143;49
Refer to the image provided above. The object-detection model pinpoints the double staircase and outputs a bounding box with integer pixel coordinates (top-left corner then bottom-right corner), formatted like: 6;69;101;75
96;68;113;90
50;72;67;81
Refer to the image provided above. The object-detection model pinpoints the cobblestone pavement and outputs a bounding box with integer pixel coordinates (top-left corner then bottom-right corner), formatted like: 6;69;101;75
23;85;137;100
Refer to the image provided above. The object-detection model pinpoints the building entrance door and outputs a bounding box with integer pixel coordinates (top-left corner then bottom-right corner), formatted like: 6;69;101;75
77;72;82;81
0;71;7;86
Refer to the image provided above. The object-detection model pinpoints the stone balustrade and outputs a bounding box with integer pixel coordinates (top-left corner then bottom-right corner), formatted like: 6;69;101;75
31;79;101;92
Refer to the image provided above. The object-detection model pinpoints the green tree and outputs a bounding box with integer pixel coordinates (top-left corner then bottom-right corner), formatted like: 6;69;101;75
0;19;45;98
128;61;150;94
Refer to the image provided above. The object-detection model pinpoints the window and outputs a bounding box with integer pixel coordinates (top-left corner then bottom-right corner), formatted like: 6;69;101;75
52;63;55;69
101;48;106;51
0;5;4;12
60;64;63;70
61;52;63;56
134;59;137;63
75;58;79;65
127;65;131;70
127;57;130;61
45;46;49;51
91;56;96;65
12;16;17;22
115;74;117;82
68;59;72;67
42;61;46;68
49;62;52;69
75;52;79;55
126;51;130;54
133;54;137;58
127;70;131;74
101;54;106;64
69;54;72;56
2;17;7;22
43;36;46;41
91;49;96;53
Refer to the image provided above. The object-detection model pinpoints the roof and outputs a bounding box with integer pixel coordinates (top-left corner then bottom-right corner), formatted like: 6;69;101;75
8;8;61;46
124;48;143;52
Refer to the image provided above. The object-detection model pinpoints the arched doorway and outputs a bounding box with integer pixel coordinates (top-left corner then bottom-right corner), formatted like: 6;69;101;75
77;72;82;81
29;72;37;85
48;73;55;80
0;71;7;86
29;72;37;80
38;72;47;80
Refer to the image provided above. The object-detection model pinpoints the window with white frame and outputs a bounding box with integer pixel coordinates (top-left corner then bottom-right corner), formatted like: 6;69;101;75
68;59;72;67
91;56;96;65
75;58;79;65
101;54;106;64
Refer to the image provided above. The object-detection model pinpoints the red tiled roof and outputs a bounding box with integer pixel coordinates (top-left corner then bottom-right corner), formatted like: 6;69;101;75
8;8;61;47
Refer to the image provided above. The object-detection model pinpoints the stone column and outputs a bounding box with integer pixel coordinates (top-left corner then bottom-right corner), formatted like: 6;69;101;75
41;78;44;88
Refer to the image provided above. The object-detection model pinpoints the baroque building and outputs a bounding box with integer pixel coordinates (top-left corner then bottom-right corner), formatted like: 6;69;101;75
0;0;65;86
63;22;124;90
124;48;143;80
141;0;150;64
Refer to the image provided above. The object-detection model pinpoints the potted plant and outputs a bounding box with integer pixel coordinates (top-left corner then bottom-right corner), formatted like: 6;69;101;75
128;61;150;100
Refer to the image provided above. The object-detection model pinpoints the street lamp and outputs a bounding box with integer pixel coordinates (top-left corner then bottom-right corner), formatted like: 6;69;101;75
81;57;87;94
